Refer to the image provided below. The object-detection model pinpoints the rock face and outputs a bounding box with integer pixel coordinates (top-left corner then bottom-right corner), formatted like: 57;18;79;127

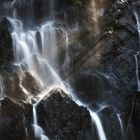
133;92;140;140
0;17;13;67
0;97;26;140
4;70;44;103
71;72;109;104
36;88;92;140
0;88;93;140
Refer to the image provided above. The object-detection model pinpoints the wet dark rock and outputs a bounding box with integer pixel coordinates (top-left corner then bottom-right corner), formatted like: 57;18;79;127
65;1;139;139
98;106;123;140
37;88;93;140
133;91;140;140
71;72;110;104
0;97;26;140
0;17;13;67
0;88;95;140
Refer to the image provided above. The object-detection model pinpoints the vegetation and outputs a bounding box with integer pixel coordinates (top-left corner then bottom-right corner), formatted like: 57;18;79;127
73;0;83;7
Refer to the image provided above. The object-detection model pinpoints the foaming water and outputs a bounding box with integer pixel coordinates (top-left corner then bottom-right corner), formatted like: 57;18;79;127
8;18;64;88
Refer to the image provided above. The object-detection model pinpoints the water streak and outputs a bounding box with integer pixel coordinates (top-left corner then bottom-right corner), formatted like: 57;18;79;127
134;10;140;91
134;10;140;50
117;114;124;140
33;104;49;140
90;111;107;140
0;77;5;100
134;52;140;91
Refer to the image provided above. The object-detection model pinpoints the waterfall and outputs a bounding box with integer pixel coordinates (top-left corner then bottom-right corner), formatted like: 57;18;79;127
90;111;107;140
49;0;55;18
5;0;107;139
67;87;107;140
8;17;63;87
0;77;5;100
32;104;49;140
0;77;5;115
134;10;140;91
8;17;66;140
134;52;140;91
117;114;124;140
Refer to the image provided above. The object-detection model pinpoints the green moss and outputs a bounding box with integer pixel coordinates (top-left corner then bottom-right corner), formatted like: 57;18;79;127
73;0;83;7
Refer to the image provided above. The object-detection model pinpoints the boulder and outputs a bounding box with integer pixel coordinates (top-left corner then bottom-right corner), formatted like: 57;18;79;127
36;88;93;140
4;70;44;103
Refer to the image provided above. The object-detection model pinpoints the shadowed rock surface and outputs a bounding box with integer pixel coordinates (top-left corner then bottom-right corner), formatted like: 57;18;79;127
0;88;93;140
36;88;93;140
0;97;26;140
0;17;13;67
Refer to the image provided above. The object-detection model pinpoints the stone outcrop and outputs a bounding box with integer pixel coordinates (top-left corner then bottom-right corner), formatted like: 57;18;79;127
36;88;92;140
0;97;26;140
0;88;93;140
4;70;44;103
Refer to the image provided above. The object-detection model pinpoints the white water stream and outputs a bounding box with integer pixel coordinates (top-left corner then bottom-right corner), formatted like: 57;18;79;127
134;10;140;91
33;104;49;140
117;114;124;140
0;77;5;100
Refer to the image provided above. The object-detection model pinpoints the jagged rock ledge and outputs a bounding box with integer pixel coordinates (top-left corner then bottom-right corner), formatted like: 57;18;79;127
0;88;93;140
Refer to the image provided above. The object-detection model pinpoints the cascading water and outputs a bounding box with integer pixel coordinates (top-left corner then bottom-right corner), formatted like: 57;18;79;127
134;10;140;91
67;85;107;140
8;18;62;86
33;104;49;140
0;77;5;100
8;18;68;140
134;52;140;91
5;0;107;140
0;77;5;115
90;111;107;140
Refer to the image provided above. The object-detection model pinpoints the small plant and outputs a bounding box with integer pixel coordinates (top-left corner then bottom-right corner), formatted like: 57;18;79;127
73;0;83;7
